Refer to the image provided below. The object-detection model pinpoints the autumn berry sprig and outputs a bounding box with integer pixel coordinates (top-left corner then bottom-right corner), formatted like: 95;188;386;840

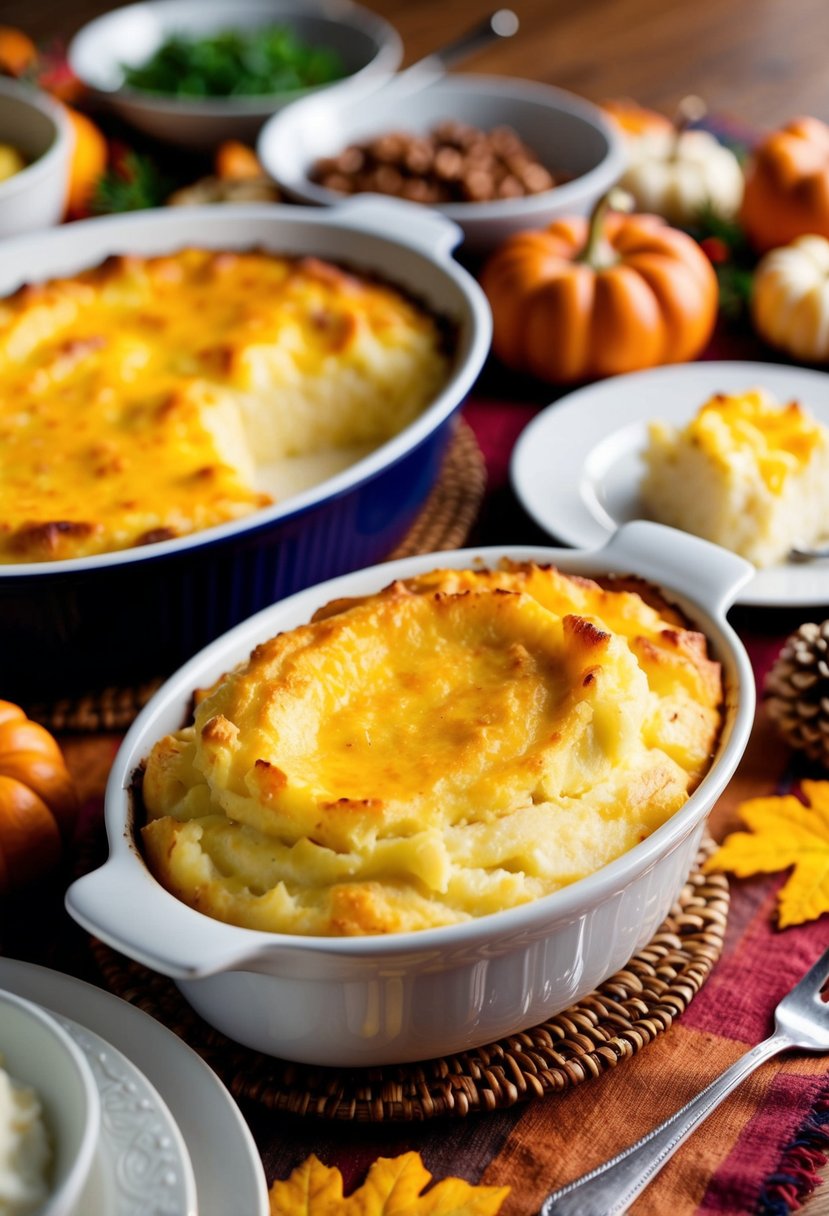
687;202;757;324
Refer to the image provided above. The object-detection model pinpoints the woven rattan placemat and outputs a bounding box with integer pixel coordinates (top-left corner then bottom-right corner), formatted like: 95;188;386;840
27;418;485;734
90;842;728;1122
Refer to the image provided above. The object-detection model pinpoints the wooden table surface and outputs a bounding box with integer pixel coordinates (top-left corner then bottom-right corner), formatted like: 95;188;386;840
7;0;829;1211
14;0;829;130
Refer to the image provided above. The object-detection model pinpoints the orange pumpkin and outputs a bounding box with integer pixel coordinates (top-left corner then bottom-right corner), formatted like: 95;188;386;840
214;140;264;181
480;192;719;384
63;106;108;220
601;97;674;140
0;25;37;77
0;701;77;892
740;117;829;254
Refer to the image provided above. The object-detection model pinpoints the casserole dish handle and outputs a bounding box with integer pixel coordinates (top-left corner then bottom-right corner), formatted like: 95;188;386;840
66;861;272;979
597;521;755;616
331;196;463;259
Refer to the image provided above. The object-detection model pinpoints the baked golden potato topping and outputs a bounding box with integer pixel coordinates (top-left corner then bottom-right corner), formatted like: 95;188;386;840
653;388;825;493
141;562;723;936
641;387;829;567
0;249;451;562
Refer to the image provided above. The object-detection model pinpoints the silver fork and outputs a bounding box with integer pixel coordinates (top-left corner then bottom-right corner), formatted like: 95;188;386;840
539;944;829;1216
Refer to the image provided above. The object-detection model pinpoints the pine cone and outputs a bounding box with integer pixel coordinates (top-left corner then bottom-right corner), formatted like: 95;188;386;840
764;620;829;766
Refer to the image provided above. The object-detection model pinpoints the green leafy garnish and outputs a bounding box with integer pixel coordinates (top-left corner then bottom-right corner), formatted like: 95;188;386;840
91;152;172;214
122;27;345;98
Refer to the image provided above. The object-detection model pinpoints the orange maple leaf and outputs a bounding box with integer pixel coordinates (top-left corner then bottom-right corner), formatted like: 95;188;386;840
704;779;829;927
269;1151;510;1216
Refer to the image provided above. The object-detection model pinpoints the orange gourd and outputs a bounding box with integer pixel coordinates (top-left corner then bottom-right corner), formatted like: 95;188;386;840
214;140;264;181
740;117;829;254
480;192;718;384
0;701;77;892
63;106;108;220
601;97;674;140
0;26;37;77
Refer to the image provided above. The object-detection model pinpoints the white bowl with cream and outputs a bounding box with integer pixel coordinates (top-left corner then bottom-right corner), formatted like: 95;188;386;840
66;521;755;1067
0;990;99;1216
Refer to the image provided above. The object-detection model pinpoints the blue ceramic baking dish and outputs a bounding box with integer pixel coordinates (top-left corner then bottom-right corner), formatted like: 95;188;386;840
0;200;491;700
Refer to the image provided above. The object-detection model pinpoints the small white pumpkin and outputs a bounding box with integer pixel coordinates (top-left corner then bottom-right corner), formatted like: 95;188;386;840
619;102;744;226
752;235;829;362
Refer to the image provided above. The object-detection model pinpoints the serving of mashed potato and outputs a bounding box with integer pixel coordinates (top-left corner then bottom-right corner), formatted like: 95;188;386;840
0;1058;50;1216
640;387;829;567
141;562;723;936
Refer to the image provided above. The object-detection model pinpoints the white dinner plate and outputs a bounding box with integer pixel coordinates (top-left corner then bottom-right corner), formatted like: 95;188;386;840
511;360;829;608
0;959;269;1216
60;1016;197;1216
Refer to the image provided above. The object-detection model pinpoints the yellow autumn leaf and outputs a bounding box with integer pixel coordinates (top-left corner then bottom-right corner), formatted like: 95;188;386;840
269;1154;346;1215
269;1151;510;1216
704;779;829;927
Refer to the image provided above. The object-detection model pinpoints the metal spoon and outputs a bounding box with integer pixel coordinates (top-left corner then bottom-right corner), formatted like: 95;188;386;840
381;9;519;98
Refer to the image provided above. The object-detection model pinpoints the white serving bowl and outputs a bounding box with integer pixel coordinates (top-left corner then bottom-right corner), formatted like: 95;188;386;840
258;73;626;253
67;521;755;1068
0;78;71;237
0;990;100;1216
68;0;403;149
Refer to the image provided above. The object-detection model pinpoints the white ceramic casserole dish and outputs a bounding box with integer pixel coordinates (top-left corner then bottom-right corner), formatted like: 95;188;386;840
0;198;490;702
67;521;755;1067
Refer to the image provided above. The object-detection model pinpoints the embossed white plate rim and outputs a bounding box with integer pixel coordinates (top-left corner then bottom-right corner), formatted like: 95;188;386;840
59;1014;197;1216
0;958;268;1216
510;360;829;608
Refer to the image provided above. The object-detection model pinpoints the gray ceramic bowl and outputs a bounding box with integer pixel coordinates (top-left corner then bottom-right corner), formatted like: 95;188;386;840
68;0;403;149
0;78;71;237
258;73;626;253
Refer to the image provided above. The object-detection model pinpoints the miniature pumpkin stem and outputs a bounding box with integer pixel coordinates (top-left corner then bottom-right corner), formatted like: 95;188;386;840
577;188;633;268
671;94;707;160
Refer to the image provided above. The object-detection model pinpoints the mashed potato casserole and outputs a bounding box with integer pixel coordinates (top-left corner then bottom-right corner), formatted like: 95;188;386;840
641;387;829;567
0;248;451;562
141;562;724;936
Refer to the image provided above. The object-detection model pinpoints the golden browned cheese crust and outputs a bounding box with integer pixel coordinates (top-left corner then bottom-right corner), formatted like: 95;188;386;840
141;562;724;936
0;249;451;562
